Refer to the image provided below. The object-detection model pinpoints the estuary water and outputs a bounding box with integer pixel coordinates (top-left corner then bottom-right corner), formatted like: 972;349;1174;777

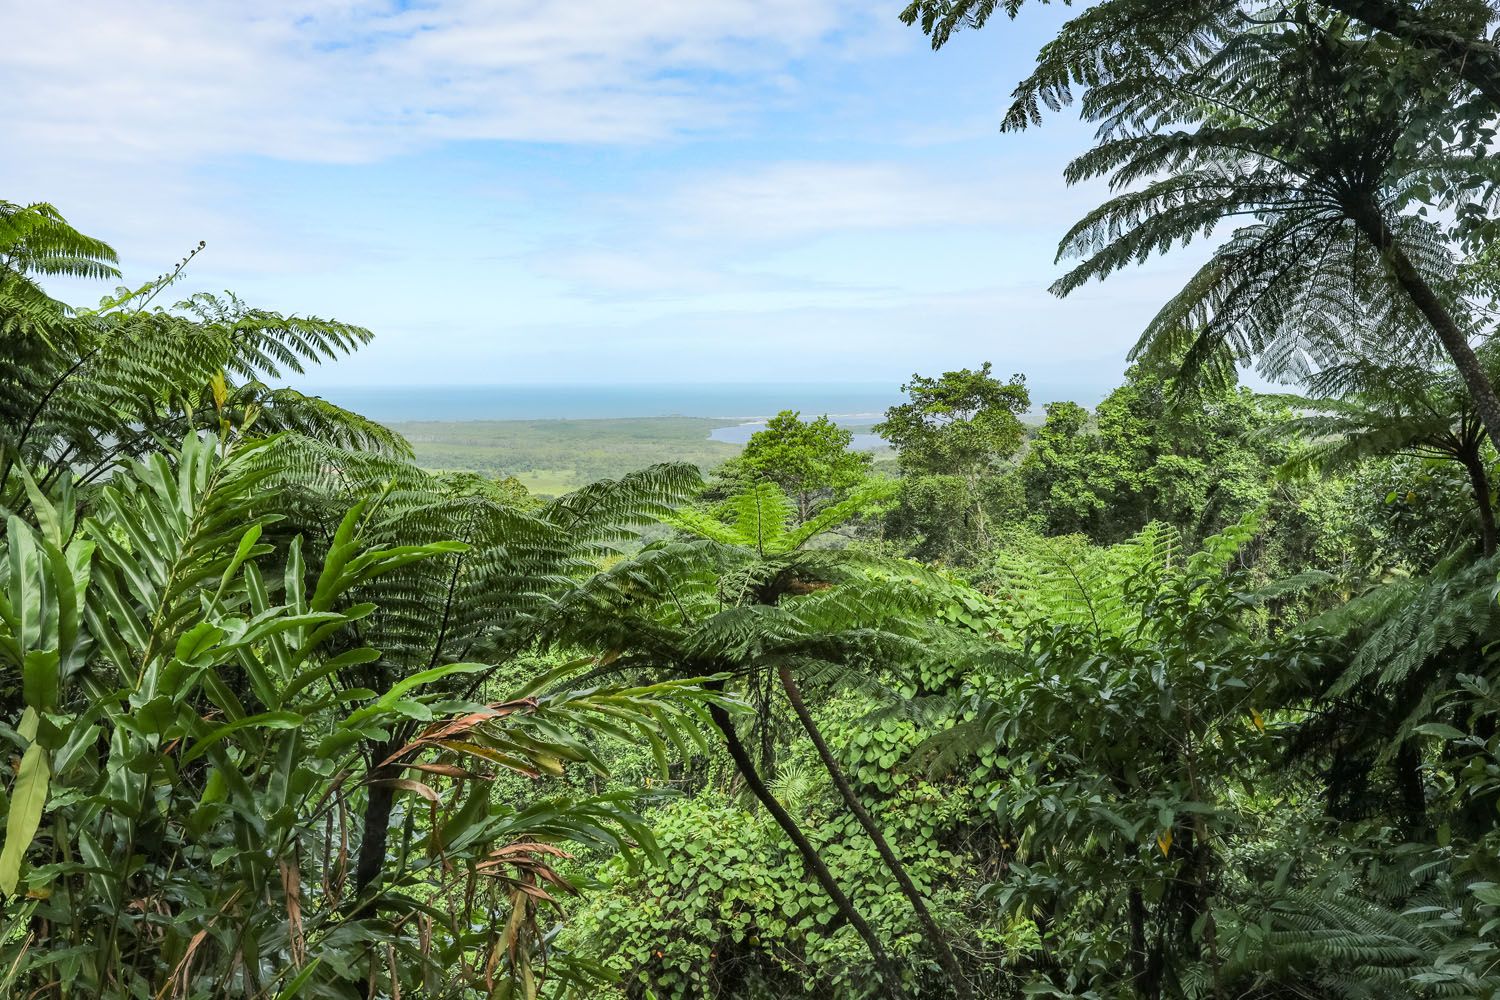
706;418;888;451
305;382;902;423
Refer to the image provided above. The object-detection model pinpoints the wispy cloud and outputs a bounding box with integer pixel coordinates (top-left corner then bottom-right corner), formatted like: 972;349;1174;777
667;161;1017;240
3;1;1168;393
5;0;882;164
533;157;1102;300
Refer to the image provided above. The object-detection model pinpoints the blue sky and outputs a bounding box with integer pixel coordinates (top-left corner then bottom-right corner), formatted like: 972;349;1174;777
5;1;1206;399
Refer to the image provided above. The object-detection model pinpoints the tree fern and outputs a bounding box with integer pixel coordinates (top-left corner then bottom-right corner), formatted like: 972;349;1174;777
0;216;405;509
1316;551;1500;705
898;5;1500;448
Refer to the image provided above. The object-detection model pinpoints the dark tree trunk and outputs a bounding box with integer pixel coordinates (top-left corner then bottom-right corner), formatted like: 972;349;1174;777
776;662;974;1000
354;758;399;900
1461;448;1497;556
1395;740;1428;838
777;663;973;997
1321;0;1500;107
1352;203;1500;454
1128;887;1148;993
706;700;908;998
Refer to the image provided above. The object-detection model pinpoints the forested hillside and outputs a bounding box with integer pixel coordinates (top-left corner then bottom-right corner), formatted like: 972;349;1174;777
8;3;1500;999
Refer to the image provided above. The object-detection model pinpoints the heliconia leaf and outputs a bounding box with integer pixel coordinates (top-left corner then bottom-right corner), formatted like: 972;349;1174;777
16;708;38;743
405;761;480;779
21;649;59;714
434;740;541;778
274;957;323;999
1156;828;1174;858
309;502;366;612
175;623;226;665
181;711;304;764
6;521;43;651
0;742;51;897
18;468;63;551
341;661;489;732
215;522;263;598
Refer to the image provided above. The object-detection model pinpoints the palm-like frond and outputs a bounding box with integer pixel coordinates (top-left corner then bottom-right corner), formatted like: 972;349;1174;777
990;520;1185;640
1274;352;1487;478
0;201;119;343
1315;551;1500;703
966;8;1492;402
2;283;391;500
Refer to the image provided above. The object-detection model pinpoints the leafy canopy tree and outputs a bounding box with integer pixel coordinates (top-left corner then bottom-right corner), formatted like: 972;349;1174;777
877;363;1029;550
717;410;873;523
877;363;1029;479
1021;365;1285;544
1018;400;1100;534
883;469;1029;565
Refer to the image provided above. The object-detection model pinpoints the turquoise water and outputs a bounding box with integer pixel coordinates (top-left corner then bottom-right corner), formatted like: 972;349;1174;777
306;383;903;422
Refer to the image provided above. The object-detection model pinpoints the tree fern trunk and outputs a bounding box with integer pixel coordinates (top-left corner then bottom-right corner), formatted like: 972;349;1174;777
1352;204;1500;454
354;759;398;900
776;662;975;1000
706;699;908;998
1394;739;1428;838
1461;449;1497;556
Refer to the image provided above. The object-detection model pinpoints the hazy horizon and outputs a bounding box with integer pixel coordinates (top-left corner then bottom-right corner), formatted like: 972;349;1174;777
307;371;1123;423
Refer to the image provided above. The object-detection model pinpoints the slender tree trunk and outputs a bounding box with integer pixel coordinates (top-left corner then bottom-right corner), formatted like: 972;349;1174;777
1127;887;1148;992
1352;204;1500;453
966;469;990;555
1395;739;1428;838
1189;815;1225;1000
354;759;399;900
706;700;908;998
776;662;974;1000
1461;449;1497;556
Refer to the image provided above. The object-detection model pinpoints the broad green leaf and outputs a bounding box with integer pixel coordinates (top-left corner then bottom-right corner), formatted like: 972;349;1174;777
0;742;50;896
275;957;324;999
21;649;59;714
181;711;305;765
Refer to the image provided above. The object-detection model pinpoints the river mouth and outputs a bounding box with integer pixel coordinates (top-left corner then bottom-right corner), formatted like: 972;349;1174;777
707;415;888;452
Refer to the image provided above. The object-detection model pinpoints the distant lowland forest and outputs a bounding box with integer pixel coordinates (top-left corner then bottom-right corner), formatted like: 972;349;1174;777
385;414;897;495
390;416;749;495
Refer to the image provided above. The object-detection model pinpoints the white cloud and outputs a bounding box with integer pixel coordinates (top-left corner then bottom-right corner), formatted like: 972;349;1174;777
667;161;1017;241
523;157;1103;305
3;0;880;165
1;1;1168;390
